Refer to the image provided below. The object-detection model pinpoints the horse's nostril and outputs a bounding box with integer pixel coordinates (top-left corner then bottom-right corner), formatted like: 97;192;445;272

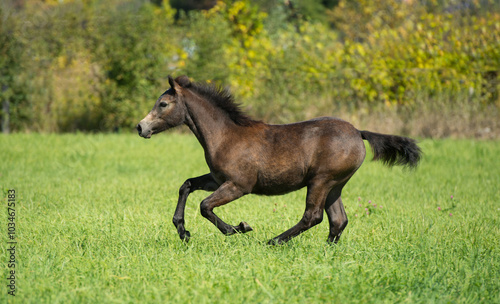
136;124;142;134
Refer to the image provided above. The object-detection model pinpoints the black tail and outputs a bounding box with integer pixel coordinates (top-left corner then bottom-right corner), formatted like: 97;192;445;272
360;130;422;169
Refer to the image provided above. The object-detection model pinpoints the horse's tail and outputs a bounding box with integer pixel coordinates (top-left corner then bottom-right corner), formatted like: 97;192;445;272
359;130;422;169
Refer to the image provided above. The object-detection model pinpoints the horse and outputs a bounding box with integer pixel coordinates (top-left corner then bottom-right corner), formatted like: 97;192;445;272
137;75;422;245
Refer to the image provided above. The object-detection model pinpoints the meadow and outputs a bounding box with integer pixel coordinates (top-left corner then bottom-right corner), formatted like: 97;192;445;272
1;133;499;303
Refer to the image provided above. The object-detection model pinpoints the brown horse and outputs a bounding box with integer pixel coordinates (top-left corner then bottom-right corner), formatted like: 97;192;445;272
137;75;421;245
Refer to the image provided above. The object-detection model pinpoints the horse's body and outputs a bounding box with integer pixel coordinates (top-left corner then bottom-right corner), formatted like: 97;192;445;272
203;116;365;196
137;75;421;244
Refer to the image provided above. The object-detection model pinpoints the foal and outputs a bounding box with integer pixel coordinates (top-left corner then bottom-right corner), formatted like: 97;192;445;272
137;76;421;244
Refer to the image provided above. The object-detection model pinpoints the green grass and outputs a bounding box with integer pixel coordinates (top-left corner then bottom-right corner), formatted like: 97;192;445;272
1;133;499;303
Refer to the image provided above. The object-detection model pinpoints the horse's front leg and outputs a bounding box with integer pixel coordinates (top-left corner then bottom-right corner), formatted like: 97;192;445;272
200;181;253;236
173;173;218;242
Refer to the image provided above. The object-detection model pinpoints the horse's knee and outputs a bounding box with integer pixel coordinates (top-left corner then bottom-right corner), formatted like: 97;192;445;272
302;210;323;227
200;200;211;218
312;213;324;226
179;179;192;196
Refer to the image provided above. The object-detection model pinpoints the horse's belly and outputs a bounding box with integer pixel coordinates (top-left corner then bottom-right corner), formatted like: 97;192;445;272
252;169;307;195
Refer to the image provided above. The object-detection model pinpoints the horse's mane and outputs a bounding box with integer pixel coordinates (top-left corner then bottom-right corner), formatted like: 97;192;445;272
182;79;260;127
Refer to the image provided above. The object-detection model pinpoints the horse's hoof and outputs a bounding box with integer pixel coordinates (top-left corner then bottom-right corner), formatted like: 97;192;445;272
327;233;341;244
239;221;253;233
267;238;280;246
181;230;191;242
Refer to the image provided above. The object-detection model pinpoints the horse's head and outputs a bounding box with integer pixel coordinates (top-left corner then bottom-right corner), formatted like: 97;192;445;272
136;75;191;138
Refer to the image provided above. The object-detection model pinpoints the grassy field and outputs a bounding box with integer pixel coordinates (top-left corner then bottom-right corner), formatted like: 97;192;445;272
1;133;499;303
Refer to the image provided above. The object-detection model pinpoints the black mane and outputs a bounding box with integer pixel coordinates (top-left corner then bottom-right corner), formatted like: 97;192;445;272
187;81;259;127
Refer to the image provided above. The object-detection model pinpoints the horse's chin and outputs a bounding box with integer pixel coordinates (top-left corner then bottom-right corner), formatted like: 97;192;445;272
139;130;153;139
146;126;169;138
152;125;173;135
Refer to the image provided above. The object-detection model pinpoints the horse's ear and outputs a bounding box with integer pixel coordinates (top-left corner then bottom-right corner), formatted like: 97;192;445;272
175;75;191;88
168;75;190;94
168;75;180;93
168;75;176;89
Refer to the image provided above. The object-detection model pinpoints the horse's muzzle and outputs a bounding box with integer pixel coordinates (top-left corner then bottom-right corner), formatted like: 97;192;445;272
136;123;152;139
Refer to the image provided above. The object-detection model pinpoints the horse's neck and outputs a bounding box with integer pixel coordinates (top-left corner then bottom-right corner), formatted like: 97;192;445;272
183;93;236;154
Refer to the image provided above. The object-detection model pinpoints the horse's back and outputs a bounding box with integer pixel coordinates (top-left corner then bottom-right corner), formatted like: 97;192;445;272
267;117;364;153
246;117;366;194
279;117;366;175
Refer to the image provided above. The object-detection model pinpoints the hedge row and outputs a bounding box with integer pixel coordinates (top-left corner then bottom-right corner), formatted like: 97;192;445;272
0;0;498;133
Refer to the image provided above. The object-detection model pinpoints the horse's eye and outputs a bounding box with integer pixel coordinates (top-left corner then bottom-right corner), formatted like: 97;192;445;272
159;101;168;108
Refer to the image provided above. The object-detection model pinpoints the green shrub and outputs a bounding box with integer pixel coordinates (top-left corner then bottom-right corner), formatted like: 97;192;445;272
0;0;498;136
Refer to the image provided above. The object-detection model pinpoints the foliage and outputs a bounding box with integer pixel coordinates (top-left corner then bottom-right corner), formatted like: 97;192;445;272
1;133;499;303
0;0;499;135
89;1;177;130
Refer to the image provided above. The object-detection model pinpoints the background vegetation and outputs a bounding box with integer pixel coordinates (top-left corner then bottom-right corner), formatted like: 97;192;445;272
1;0;499;137
1;133;499;303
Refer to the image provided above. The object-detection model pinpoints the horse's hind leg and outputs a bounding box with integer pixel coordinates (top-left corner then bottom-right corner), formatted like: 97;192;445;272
173;173;218;242
325;186;348;244
199;181;253;236
268;182;329;245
